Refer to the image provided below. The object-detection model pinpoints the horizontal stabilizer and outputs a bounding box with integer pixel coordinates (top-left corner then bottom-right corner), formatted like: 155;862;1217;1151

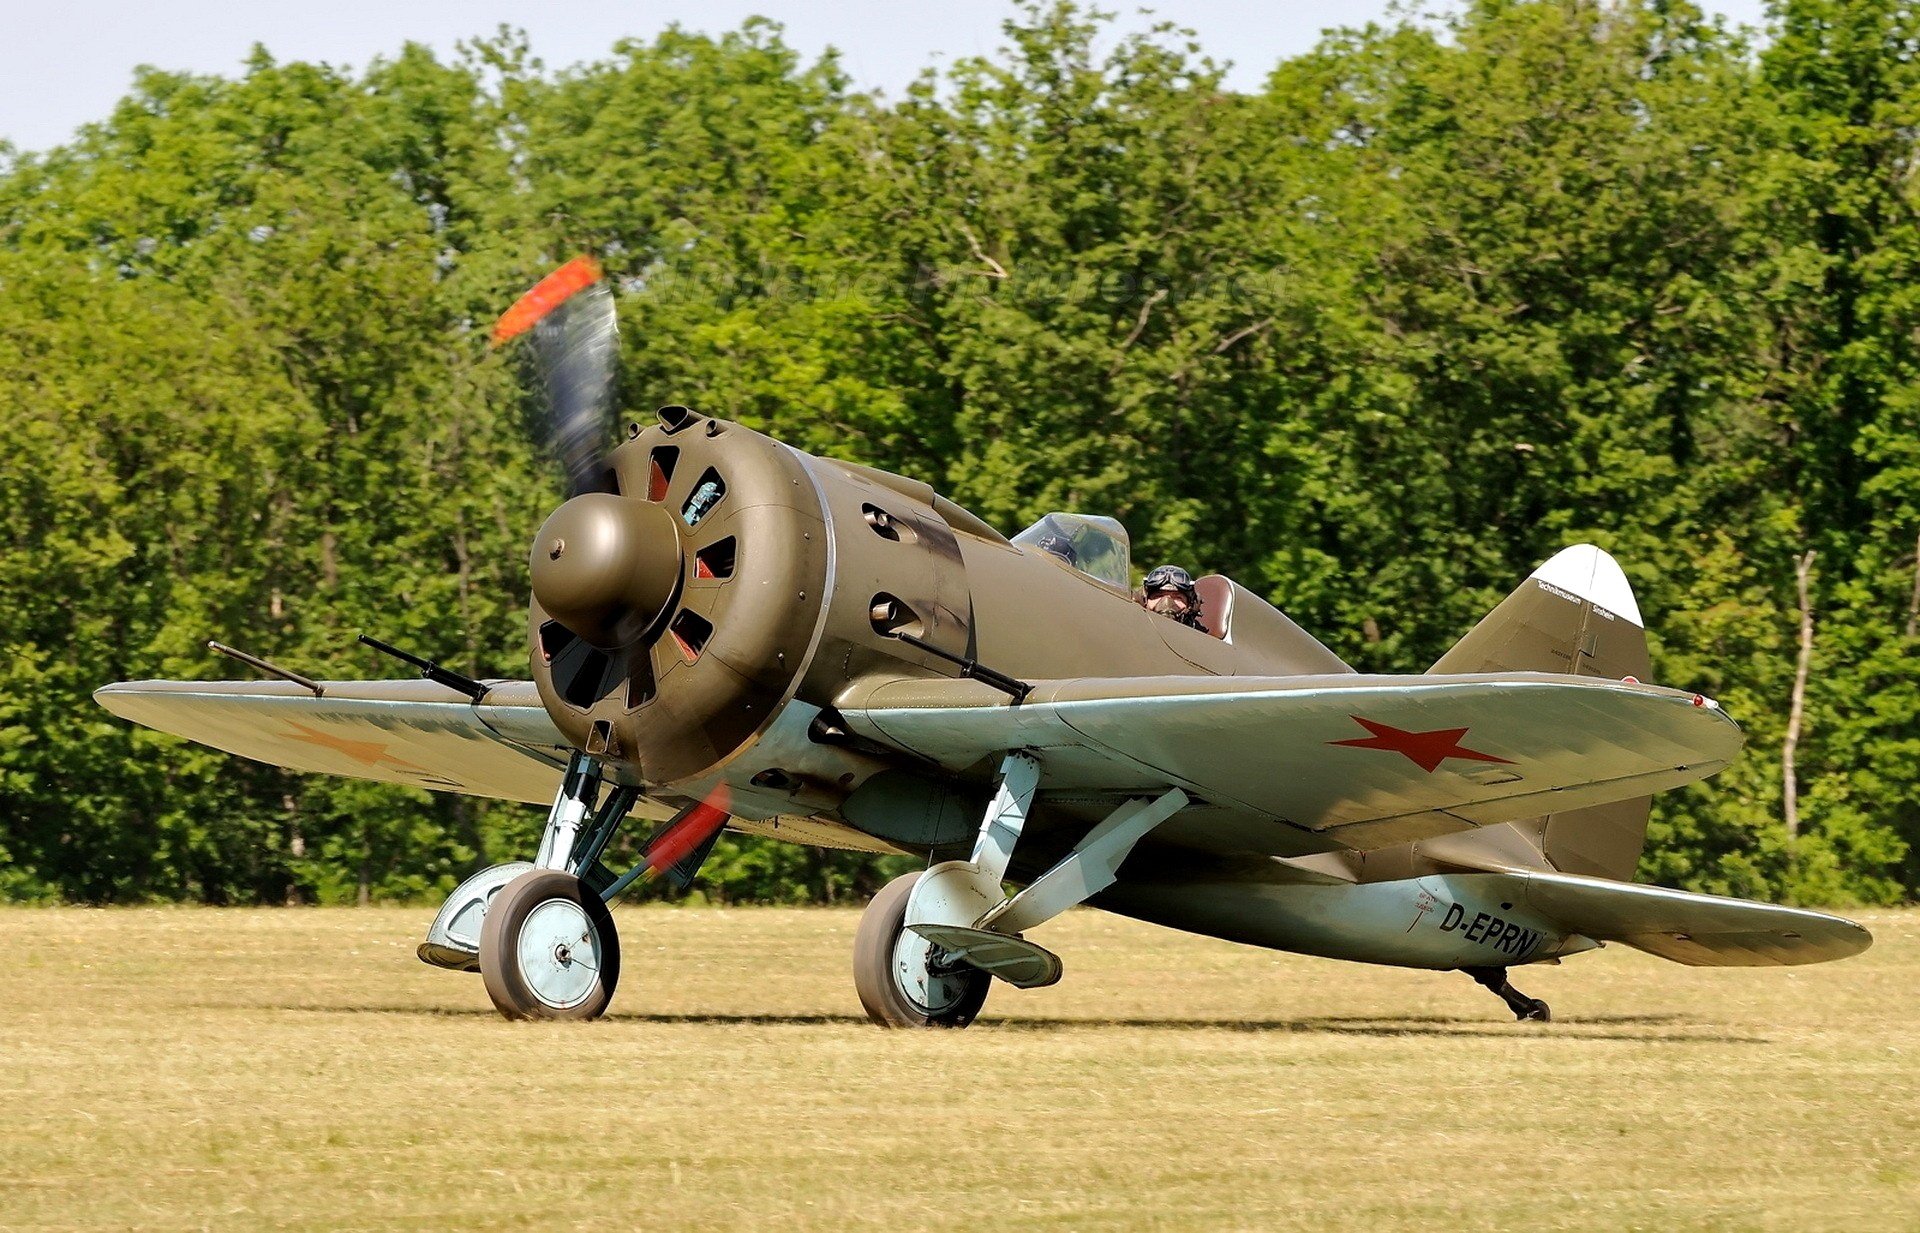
1520;870;1871;966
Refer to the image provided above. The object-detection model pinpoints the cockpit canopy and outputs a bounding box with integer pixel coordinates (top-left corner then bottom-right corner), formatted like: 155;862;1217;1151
1012;513;1132;589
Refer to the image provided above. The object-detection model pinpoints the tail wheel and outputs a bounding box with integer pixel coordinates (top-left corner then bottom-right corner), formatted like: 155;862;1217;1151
854;871;990;1029
479;869;621;1021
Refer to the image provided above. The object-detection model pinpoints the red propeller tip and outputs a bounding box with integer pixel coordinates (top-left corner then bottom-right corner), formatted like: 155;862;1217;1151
642;787;730;878
491;256;605;346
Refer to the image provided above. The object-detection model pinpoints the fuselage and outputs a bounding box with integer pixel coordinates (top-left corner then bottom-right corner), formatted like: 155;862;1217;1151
527;408;1569;969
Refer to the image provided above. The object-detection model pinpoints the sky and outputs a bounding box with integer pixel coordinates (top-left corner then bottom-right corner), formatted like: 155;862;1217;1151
3;0;1770;154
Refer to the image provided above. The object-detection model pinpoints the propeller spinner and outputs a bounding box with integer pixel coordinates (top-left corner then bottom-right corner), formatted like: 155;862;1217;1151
529;494;682;650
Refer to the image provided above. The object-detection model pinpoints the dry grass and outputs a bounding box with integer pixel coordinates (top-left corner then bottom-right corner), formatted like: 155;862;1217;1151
0;903;1915;1231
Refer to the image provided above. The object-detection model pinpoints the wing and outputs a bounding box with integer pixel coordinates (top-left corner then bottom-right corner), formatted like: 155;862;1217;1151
835;672;1742;851
95;678;572;805
1519;869;1871;966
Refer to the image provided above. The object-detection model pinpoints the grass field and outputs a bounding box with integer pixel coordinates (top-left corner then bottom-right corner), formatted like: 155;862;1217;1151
1;904;1915;1231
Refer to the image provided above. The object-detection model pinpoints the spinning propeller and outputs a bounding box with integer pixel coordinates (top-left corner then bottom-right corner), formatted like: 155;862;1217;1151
492;256;621;500
604;787;733;899
494;258;734;874
495;258;683;691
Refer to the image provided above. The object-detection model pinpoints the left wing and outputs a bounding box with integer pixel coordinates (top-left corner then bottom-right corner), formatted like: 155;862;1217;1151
95;678;572;804
835;672;1742;851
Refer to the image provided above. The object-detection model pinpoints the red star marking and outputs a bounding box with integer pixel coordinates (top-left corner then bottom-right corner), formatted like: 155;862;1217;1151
280;720;427;773
1328;716;1514;774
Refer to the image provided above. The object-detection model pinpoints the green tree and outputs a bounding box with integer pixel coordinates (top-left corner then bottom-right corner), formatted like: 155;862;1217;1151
2;1;1917;907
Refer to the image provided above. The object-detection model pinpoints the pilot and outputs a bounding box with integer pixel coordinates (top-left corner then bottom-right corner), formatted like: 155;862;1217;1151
1139;564;1207;633
1035;532;1078;568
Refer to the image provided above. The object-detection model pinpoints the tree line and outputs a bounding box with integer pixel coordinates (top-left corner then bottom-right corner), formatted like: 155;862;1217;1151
1;1;1915;906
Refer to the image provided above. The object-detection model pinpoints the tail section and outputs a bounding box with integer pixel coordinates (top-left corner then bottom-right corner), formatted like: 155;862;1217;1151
1426;545;1654;882
1431;544;1649;680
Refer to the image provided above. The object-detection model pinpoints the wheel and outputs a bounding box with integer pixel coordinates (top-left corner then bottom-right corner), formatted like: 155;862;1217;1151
854;871;990;1029
479;868;621;1021
1518;998;1551;1023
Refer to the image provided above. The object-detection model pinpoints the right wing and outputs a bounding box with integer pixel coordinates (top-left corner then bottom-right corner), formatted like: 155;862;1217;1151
97;678;906;853
835;672;1743;851
95;678;572;805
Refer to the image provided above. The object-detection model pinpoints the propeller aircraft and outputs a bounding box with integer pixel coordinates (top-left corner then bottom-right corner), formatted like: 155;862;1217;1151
96;259;1871;1025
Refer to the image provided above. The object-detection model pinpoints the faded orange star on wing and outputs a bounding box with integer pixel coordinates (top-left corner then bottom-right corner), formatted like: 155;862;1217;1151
280;720;428;773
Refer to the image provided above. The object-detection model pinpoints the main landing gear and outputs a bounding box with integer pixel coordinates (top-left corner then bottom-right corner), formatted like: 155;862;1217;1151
476;752;641;1021
422;748;728;1019
853;750;1189;1029
854;871;991;1028
1463;965;1551;1022
482;868;621;1020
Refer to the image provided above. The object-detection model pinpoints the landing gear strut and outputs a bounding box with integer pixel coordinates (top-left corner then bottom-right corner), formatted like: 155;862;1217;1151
479;751;638;1021
851;749;1191;1028
1463;966;1550;1022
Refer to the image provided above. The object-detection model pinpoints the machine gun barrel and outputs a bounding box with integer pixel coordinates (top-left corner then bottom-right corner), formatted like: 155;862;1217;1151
893;632;1032;702
356;634;490;702
206;641;324;697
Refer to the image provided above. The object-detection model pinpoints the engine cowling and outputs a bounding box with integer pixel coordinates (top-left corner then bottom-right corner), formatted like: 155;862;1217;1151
528;410;829;786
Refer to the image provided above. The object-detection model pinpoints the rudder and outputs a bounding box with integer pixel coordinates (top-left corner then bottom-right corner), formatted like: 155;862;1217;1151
1428;545;1654;882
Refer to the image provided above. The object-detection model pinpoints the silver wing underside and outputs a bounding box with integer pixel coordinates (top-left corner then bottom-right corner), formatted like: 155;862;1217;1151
95;678;572;804
93;678;900;852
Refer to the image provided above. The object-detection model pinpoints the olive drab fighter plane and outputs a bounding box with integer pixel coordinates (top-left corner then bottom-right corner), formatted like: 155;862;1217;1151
96;259;1871;1026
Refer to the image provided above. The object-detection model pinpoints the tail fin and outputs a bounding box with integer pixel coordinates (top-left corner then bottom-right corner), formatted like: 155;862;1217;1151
1427;545;1654;882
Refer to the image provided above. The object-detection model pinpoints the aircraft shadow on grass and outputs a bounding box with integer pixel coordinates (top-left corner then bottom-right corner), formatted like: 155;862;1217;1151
266;1003;1765;1045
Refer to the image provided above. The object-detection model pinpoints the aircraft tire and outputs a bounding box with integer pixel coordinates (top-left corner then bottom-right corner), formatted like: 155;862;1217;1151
854;871;990;1029
479;868;622;1021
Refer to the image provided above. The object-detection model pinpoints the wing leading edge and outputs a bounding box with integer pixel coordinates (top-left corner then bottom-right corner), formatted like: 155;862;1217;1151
834;672;1743;852
95;678;572;805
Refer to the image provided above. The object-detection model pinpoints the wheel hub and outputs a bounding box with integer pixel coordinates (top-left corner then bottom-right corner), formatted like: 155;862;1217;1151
518;898;601;1011
891;927;974;1016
